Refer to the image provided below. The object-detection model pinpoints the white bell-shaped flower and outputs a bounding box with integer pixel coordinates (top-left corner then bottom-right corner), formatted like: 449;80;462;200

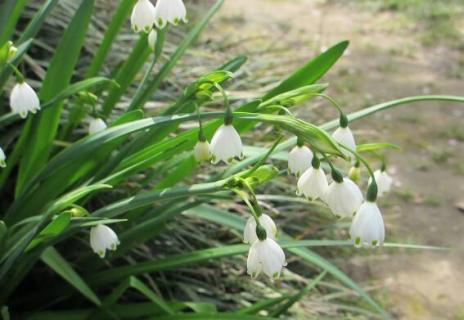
247;238;286;278
88;118;107;135
154;0;187;29
90;224;120;258
325;177;363;218
369;170;393;197
243;214;277;244
148;29;157;51
131;0;157;33
10;81;40;118
297;167;328;201
194;140;212;162
350;201;385;247
210;124;243;164
0;147;6;168
288;145;313;176
332;126;356;157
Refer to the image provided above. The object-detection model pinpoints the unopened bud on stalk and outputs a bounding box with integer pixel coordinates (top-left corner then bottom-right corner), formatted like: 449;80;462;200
348;162;361;182
0;147;6;168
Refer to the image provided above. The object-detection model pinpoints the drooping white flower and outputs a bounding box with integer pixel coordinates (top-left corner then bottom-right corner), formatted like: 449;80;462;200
210;124;243;164
0;147;6;168
243;214;277;244
131;0;157;33
350;201;385;247
148;29;157;51
288;145;313;176
325;177;363;218
247;238;286;278
88;118;107;135
154;0;187;29
10;81;40;118
369;170;393;197
90;224;120;258
297;167;328;201
194;140;212;162
332;126;356;157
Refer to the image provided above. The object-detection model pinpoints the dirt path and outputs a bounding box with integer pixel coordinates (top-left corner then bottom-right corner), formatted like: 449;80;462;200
204;1;464;319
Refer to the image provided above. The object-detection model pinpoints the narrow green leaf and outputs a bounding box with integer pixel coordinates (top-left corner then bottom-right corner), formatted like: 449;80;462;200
269;271;326;317
16;0;59;45
356;143;401;153
86;0;134;77
26;212;71;251
155;314;277;320
235;296;288;315
40;247;101;306
101;34;150;116
263;40;349;100
45;184;112;216
129;277;174;315
0;0;27;44
16;0;95;195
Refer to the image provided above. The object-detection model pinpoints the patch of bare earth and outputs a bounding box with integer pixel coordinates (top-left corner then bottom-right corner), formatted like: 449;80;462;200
204;0;464;318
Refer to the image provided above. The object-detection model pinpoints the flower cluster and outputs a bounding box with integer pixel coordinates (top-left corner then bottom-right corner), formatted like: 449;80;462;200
293;118;394;248
131;0;187;51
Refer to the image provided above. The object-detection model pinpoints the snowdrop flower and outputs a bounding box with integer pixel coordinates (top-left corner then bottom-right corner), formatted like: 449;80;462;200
131;0;157;33
288;140;313;176
243;214;277;244
148;29;157;51
90;224;120;258
332;114;356;158
332;126;356;157
194;140;212;162
0;147;6;168
210;124;243;164
10;81;40;118
369;169;393;197
324;171;363;218
350;184;385;248
247;237;286;278
297;156;328;201
88;118;107;135
154;0;187;29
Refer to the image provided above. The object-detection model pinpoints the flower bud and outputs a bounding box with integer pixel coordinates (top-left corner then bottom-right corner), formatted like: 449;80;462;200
194;140;212;162
0;147;6;168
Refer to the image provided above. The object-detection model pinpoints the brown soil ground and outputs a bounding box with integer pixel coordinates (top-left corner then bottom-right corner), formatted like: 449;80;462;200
202;1;464;319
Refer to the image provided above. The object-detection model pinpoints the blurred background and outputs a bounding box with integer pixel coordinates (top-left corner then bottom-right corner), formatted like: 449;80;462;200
12;0;464;319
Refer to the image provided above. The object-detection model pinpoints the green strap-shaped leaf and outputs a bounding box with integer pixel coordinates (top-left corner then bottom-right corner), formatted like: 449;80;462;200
356;143;401;153
41;246;101;306
16;0;59;45
0;0;27;44
269;271;326;317
101;33;151;116
26;212;72;251
16;0;95;196
85;0;134;77
263;41;349;100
